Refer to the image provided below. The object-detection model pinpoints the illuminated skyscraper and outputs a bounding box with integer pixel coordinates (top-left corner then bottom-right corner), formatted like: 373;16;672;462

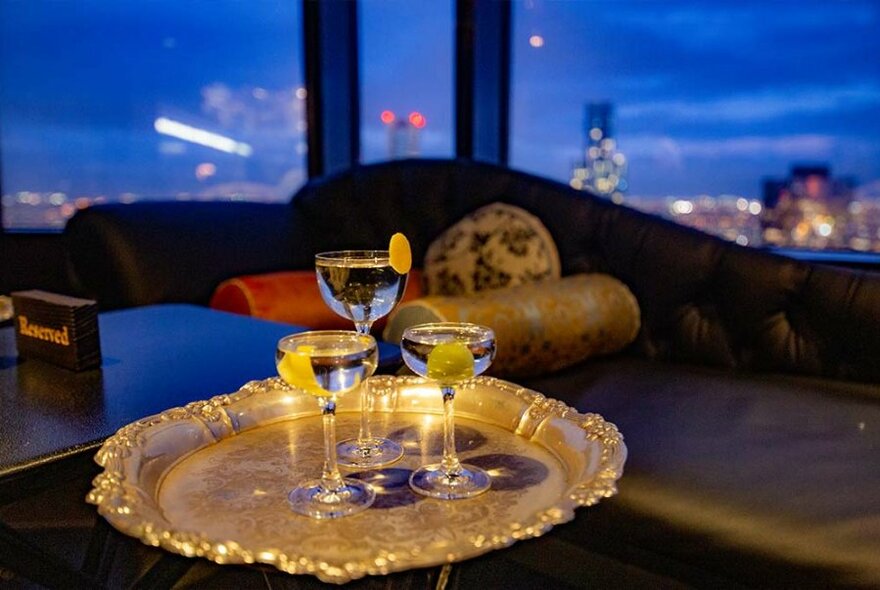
586;102;613;141
570;102;628;202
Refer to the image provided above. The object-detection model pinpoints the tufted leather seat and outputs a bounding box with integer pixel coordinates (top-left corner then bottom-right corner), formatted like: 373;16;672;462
289;159;880;385
65;158;880;587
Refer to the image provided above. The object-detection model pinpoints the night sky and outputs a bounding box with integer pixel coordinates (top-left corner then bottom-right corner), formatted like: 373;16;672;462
511;0;880;197
2;0;879;206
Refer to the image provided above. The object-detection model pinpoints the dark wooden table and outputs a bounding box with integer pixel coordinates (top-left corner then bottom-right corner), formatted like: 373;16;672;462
1;304;403;480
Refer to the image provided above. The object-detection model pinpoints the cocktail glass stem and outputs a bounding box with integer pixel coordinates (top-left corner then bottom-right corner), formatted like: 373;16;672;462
353;320;374;445
357;379;374;444
318;399;344;498
334;316;402;469
440;386;462;477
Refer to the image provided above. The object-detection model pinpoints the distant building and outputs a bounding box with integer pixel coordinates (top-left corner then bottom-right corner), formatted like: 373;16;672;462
388;120;419;158
570;102;628;202
761;165;856;248
383;111;425;159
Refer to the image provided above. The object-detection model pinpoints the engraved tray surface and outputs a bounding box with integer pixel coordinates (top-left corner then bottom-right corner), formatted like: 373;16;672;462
87;376;626;584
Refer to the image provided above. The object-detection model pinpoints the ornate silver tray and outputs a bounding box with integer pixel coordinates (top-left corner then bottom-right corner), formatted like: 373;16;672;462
87;375;626;584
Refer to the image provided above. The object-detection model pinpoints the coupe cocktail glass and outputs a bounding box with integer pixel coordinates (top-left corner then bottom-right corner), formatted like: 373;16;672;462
276;331;378;518
400;323;497;499
315;250;407;468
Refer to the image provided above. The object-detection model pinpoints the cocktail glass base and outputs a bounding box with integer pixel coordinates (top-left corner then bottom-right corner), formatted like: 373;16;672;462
409;464;491;500
287;479;375;519
337;437;404;469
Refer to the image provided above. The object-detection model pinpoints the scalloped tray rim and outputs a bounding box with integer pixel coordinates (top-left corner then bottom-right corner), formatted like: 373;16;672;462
87;375;626;584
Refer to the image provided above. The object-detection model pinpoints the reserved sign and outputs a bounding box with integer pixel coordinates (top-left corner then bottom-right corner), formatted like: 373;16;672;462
11;290;101;371
18;316;71;345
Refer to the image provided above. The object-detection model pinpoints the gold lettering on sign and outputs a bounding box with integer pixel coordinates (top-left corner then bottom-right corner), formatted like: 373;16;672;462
17;316;70;346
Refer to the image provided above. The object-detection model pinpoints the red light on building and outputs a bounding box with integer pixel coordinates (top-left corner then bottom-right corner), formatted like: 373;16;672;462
380;110;395;125
805;174;825;200
409;112;426;129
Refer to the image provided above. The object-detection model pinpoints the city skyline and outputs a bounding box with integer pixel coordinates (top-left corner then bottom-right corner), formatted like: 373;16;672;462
510;0;880;198
2;0;880;234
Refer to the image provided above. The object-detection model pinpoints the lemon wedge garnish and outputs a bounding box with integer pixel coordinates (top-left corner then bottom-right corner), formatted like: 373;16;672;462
277;348;324;396
389;232;412;275
427;342;474;384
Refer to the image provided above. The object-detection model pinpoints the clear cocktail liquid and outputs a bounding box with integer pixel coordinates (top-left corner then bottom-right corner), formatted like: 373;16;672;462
401;335;494;381
275;342;377;397
316;259;406;325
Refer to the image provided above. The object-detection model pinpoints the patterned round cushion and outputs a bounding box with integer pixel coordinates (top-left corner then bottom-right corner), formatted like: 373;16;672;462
423;202;561;296
383;274;641;378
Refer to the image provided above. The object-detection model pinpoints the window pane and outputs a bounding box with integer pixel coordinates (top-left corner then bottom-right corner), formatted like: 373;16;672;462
511;1;880;252
359;0;453;163
1;0;305;231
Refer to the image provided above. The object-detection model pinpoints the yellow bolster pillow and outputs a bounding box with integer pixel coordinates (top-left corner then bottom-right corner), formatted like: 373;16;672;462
383;273;641;378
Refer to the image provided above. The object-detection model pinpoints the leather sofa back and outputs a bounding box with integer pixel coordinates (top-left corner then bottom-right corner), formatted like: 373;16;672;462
292;159;880;383
65;201;301;310
65;158;880;383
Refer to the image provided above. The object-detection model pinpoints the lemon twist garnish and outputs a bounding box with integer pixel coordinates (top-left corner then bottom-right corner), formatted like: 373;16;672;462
389;232;412;275
427;341;474;384
277;347;325;396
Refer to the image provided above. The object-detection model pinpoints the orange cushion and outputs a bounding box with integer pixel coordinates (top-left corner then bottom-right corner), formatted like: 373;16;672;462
210;269;423;333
